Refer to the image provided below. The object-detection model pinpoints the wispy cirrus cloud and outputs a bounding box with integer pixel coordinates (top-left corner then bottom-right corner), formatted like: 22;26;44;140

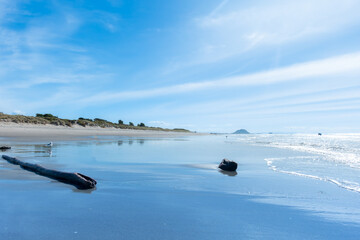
90;10;120;32
145;85;360;117
0;0;118;78
80;51;360;104
1;0;359;132
165;0;360;72
0;1;120;110
199;0;360;37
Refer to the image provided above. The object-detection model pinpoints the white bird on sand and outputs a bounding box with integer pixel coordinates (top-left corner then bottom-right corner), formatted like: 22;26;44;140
46;142;53;147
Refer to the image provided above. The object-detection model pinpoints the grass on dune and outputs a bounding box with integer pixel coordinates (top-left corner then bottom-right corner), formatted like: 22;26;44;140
0;113;190;132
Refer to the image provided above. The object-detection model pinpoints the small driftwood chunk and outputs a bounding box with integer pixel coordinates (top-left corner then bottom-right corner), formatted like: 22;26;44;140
218;159;238;171
2;155;96;190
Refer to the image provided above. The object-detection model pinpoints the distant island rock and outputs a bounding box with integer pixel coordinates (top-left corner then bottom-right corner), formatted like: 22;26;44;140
233;129;250;134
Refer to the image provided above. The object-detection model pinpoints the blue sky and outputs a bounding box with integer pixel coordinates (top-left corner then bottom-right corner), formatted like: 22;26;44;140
1;0;360;133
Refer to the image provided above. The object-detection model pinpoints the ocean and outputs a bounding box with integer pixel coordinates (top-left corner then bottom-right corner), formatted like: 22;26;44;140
230;133;360;193
1;134;360;239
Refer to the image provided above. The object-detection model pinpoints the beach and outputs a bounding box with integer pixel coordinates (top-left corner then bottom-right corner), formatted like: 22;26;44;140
2;0;359;239
0;122;200;141
1;125;360;239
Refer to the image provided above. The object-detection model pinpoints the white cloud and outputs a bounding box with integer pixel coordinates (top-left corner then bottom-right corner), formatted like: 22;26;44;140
200;0;360;41
12;110;25;115
148;121;172;128
80;52;360;104
190;0;360;65
148;86;360;118
6;72;100;89
91;10;120;32
208;0;229;18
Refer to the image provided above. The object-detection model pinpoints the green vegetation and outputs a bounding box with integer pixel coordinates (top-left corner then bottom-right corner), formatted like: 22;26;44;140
34;113;74;127
172;128;189;132
79;117;93;121
0;112;191;132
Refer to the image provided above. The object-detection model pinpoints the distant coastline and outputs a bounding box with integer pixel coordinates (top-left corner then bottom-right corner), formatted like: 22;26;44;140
0;112;190;133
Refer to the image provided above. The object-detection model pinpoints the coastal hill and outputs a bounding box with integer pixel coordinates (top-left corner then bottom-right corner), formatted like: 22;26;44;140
0;112;190;132
233;129;250;134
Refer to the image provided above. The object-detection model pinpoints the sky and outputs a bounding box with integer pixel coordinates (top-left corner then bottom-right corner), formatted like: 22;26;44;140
0;0;360;133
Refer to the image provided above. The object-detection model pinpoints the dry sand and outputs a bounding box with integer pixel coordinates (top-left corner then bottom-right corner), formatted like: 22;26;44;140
0;122;202;142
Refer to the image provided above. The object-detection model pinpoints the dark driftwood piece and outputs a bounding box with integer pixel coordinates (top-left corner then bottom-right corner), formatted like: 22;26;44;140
218;159;238;171
2;155;97;190
0;146;11;151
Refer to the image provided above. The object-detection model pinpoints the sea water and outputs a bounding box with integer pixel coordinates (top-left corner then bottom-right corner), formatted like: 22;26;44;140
230;133;360;193
1;135;360;239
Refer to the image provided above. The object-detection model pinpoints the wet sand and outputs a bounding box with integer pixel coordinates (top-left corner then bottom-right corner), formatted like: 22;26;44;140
1;133;360;239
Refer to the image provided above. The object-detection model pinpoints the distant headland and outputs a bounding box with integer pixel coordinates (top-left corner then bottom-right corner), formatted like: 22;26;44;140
233;129;250;134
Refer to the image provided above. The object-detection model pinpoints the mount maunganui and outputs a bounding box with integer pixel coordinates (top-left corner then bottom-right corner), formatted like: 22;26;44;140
233;129;250;134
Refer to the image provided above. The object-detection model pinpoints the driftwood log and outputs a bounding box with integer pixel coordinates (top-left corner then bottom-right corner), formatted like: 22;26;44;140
2;155;97;190
0;146;11;151
218;159;238;171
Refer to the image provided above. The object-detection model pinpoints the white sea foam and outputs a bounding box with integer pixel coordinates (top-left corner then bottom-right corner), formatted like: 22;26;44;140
232;133;360;193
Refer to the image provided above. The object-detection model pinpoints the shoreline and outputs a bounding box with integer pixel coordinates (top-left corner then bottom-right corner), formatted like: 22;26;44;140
1;134;360;239
0;122;204;142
